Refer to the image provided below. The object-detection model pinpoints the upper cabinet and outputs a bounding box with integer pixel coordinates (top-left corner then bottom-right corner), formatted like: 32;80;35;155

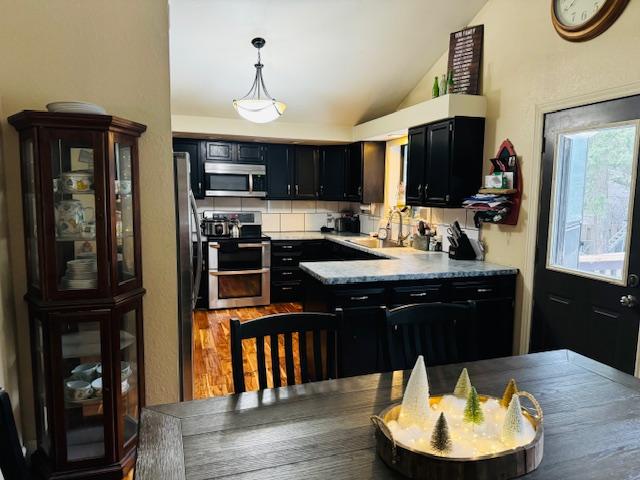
173;138;205;199
406;117;485;207
205;141;265;164
265;144;293;199
319;146;346;201
345;142;385;204
293;146;319;199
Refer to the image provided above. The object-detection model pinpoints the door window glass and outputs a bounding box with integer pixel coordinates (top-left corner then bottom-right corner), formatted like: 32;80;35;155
547;121;640;283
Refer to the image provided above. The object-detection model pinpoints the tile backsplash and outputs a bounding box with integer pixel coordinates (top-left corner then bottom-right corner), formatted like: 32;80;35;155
195;198;359;232
195;198;481;253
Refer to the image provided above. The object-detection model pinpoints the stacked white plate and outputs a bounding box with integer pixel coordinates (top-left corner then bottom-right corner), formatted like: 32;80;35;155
46;101;107;115
62;258;98;289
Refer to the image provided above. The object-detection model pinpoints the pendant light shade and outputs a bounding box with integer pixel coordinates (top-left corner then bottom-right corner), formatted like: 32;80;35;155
233;38;286;123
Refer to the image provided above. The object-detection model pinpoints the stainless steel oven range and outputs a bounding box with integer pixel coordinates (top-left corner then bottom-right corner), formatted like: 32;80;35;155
203;211;271;309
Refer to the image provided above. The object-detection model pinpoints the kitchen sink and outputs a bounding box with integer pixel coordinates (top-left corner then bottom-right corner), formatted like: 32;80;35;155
346;238;399;249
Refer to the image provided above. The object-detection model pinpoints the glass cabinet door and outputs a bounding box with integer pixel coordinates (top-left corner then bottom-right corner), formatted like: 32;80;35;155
113;137;138;287
57;314;111;463
118;308;140;450
33;317;51;455
48;130;104;294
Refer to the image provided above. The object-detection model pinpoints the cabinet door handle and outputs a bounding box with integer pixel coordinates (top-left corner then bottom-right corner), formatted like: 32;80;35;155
357;186;362;196
349;295;369;301
417;184;422;195
477;288;494;293
282;272;293;276
281;245;293;249
320;185;324;195
282;287;293;291
295;185;299;195
282;257;293;262
410;292;428;297
287;184;291;195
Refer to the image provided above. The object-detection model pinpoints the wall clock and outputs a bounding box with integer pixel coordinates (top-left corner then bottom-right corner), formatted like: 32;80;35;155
551;0;630;42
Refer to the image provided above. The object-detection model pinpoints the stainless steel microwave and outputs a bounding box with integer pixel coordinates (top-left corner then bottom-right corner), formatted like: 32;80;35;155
204;162;267;197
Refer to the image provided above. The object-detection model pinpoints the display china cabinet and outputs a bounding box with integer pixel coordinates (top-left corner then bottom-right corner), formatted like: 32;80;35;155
8;111;147;480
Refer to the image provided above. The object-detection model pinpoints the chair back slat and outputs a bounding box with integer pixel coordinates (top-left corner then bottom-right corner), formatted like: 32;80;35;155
384;302;476;371
230;320;246;393
230;313;339;393
326;330;336;380
270;334;281;388
312;330;323;381
284;332;296;386
0;389;30;480
298;331;309;383
256;336;267;390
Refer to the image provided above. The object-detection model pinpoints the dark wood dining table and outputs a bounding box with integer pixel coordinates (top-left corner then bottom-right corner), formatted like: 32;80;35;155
135;350;640;479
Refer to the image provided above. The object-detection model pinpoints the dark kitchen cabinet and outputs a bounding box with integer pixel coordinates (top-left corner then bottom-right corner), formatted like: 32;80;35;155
319;146;346;200
302;271;516;377
293;146;319;199
173;138;205;199
206;141;234;162
406;116;485;207
236;143;263;164
205;141;264;164
406;127;426;205
345;142;385;203
265;144;294;199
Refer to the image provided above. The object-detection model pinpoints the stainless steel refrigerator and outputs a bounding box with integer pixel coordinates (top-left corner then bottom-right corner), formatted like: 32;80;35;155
174;152;203;401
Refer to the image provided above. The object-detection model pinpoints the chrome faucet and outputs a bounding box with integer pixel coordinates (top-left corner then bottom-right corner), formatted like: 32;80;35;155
388;206;410;247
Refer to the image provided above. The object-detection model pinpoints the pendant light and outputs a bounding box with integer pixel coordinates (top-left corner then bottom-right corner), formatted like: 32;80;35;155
233;38;286;123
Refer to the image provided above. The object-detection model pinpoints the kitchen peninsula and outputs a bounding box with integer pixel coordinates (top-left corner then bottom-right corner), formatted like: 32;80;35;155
268;231;517;377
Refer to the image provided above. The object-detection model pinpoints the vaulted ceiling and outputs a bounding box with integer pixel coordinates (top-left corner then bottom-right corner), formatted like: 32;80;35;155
169;0;487;126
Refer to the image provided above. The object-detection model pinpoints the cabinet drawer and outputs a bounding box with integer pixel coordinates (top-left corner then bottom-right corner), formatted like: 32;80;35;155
272;252;302;267
272;282;303;302
450;280;501;300
272;268;302;283
272;241;303;254
391;284;443;305
334;288;385;308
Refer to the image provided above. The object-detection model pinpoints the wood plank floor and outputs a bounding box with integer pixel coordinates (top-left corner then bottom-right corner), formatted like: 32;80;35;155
193;303;303;399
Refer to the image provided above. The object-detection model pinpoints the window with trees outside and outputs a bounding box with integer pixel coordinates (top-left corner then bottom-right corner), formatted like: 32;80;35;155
547;121;640;284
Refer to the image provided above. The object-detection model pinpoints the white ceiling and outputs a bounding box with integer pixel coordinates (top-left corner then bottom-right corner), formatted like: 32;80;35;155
169;0;487;126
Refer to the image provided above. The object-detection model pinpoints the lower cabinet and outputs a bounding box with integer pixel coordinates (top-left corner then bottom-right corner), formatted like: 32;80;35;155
302;273;517;377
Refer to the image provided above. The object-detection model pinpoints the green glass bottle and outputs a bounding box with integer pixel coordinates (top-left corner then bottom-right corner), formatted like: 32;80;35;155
432;76;440;98
447;71;455;94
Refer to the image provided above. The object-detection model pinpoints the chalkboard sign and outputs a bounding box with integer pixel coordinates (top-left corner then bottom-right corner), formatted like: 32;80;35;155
447;25;484;95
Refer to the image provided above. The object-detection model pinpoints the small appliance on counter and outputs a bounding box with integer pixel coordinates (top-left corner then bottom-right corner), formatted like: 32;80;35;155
334;213;360;233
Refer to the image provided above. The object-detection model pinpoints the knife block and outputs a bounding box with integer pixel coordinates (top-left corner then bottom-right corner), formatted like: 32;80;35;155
448;233;477;260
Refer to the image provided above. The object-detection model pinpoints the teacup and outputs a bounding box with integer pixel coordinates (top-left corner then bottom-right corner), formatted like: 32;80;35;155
91;377;103;397
71;362;99;382
65;380;93;401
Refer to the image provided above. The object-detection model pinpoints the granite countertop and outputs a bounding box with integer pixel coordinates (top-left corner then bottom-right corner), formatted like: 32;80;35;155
266;231;518;285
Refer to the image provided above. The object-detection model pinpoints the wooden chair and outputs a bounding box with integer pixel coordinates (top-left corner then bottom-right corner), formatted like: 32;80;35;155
0;388;31;480
230;312;339;393
384;302;477;371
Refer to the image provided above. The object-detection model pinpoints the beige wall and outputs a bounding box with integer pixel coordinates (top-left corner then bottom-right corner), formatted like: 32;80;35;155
0;0;176;443
0;97;22;441
399;0;640;352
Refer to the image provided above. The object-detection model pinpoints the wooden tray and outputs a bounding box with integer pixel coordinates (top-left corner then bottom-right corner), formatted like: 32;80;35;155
371;392;543;480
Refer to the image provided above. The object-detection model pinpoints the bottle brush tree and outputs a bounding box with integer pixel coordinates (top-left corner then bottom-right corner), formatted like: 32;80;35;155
500;378;519;408
463;386;484;425
430;412;452;454
453;368;472;399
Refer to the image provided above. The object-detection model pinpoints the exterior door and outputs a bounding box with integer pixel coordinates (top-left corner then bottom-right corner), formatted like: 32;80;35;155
532;95;640;374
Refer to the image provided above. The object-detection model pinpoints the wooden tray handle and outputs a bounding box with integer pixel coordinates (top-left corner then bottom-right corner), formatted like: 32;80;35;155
370;415;398;464
515;391;544;423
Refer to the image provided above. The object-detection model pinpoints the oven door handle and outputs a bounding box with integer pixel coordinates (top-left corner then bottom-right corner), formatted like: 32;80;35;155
237;242;270;248
209;268;270;276
248;173;254;194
